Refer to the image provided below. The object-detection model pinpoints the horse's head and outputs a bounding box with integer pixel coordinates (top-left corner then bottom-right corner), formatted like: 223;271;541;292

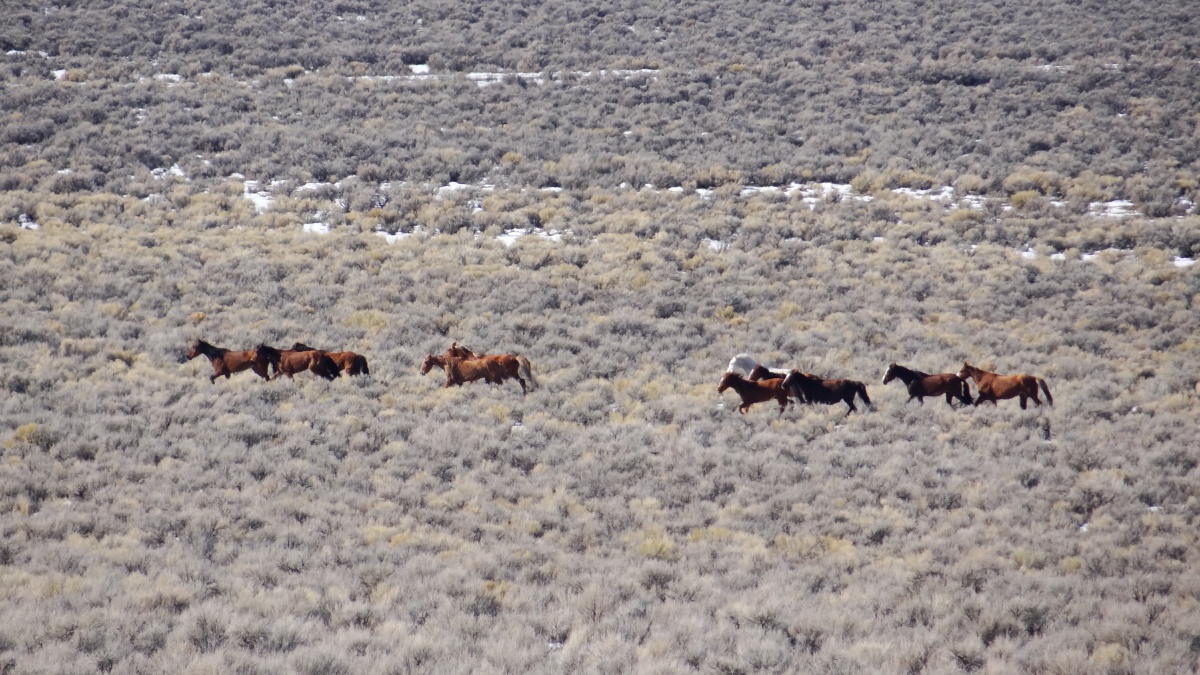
717;371;738;393
186;340;205;360
447;342;476;359
254;344;280;364
882;363;898;384
419;354;441;375
957;363;975;380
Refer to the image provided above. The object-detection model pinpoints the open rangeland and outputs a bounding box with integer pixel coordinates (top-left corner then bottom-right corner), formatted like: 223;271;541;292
1;0;1198;671
0;219;1196;674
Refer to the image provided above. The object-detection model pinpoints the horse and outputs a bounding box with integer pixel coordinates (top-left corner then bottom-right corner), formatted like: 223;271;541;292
747;364;789;381
446;342;479;359
957;363;1053;409
186;339;271;383
717;371;791;415
289;342;370;376
782;370;871;416
255;344;340;381
882;363;972;407
421;352;538;395
726;353;760;377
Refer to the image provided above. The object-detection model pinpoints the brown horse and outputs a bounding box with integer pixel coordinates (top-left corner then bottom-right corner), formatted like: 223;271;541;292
782;370;871;416
255;344;340;381
446;341;479;359
717;371;791;415
421;353;525;393
882;363;972;407
290;342;370;376
747;364;788;381
957;363;1052;409
187;340;271;383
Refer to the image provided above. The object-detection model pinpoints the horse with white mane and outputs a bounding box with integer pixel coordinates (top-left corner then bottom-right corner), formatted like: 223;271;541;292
726;353;788;379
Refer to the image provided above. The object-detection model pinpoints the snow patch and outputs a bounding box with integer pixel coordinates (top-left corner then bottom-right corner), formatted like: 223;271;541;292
302;222;330;234
1174;257;1196;268
243;180;281;214
376;230;414;244
18;213;40;230
1090;200;1136;218
497;228;565;247
151;164;186;180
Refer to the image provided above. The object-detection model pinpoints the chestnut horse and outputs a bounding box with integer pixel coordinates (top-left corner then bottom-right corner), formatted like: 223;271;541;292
717;371;790;415
747;364;789;381
957;363;1052;409
254;344;340;381
436;342;538;394
782;370;871;416
187;340;271;383
290;342;370;376
882;363;972;407
421;351;538;395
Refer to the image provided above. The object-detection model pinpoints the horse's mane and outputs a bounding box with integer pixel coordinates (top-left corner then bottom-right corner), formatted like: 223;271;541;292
890;363;929;379
255;344;281;362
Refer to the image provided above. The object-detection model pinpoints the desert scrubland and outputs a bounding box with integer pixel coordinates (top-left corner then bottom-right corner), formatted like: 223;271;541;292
2;0;1199;673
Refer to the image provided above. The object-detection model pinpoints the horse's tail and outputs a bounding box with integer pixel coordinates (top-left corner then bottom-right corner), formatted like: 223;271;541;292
1038;378;1053;405
354;355;369;376
959;379;972;404
856;383;871;407
518;356;537;391
318;354;340;380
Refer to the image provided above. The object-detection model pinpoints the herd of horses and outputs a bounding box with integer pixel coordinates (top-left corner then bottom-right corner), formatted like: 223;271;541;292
186;339;537;394
721;354;1052;416
186;340;368;383
186;341;1051;415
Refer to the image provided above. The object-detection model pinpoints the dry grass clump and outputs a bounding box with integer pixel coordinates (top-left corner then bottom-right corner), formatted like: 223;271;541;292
0;206;1196;672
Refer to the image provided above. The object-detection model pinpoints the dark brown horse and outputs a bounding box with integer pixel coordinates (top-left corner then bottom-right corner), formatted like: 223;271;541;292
717;371;791;415
421;351;538;395
957;363;1052;409
290;342;370;376
782;370;871;416
255;344;340;381
186;340;271;383
882;363;972;407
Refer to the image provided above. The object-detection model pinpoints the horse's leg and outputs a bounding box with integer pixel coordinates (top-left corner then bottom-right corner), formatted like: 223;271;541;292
1019;394;1028;409
518;377;527;395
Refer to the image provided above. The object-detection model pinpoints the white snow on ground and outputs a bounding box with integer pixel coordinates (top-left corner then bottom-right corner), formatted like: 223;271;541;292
154;73;182;83
496;228;565;247
1174;257;1196;267
294;181;338;193
151;164;186;180
376;231;414;244
302;222;330;234
18;214;40;230
436;181;494;197
242;179;281;214
352;66;659;88
52;69;67;80
1090;199;1136;218
701;238;727;252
